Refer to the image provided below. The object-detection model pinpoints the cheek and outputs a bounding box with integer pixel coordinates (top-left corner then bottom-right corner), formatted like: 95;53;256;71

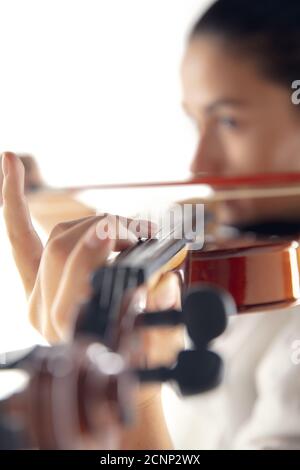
270;130;300;172
220;124;290;174
241;112;300;173
219;133;264;174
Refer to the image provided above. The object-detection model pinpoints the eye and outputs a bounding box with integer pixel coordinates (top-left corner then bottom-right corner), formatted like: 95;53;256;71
219;116;238;129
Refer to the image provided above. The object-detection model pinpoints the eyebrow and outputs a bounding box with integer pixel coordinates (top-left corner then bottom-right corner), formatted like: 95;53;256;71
205;98;247;114
183;98;248;116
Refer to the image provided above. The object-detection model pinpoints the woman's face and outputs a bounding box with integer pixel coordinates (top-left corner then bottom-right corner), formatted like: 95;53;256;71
181;36;300;224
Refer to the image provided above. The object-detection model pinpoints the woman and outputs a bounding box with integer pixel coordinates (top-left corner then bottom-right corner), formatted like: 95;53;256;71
3;0;300;449
184;0;300;226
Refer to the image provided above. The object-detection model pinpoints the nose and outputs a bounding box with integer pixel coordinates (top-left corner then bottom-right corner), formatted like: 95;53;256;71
190;131;224;176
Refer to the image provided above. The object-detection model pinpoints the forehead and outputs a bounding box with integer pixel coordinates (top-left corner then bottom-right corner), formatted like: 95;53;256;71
180;36;286;111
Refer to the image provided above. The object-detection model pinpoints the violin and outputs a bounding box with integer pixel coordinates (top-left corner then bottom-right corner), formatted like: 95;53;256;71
0;280;234;449
1;172;300;448
0;212;235;449
29;172;300;313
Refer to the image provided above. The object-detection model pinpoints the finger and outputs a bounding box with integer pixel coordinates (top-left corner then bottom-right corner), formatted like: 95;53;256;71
64;214;157;245
141;273;183;368
50;218;116;340
41;215;141;327
40;216;115;329
50;215;156;239
146;272;181;311
2;152;43;295
39;215;151;342
48;214;108;244
118;216;157;239
52;215;97;233
47;214;146;257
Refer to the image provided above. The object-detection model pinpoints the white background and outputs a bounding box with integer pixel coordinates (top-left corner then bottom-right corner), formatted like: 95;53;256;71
0;0;212;187
0;0;212;402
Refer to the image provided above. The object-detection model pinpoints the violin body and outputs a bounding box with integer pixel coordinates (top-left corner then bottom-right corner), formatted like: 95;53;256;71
185;237;300;313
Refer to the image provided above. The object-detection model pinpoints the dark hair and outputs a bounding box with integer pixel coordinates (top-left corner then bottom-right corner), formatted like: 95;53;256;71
190;0;300;88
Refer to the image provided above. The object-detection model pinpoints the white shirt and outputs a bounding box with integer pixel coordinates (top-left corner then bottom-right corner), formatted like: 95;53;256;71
163;306;300;449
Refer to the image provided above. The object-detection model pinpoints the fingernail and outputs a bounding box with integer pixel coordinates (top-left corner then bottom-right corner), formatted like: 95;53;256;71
2;153;9;177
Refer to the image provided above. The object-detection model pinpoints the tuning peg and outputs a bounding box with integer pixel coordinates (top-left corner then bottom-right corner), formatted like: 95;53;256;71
136;284;235;347
136;349;223;396
183;284;235;347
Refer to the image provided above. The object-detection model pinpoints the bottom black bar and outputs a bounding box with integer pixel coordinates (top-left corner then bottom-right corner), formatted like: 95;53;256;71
0;450;298;466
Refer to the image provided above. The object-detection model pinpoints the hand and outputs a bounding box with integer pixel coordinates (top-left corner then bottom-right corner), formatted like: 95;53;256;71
1;152;182;349
2;152;179;449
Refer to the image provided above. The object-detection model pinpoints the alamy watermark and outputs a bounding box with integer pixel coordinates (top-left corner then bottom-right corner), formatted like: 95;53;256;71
96;203;205;251
291;80;300;105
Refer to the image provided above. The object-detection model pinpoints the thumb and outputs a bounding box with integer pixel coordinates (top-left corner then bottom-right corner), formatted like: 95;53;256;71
2;152;43;295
